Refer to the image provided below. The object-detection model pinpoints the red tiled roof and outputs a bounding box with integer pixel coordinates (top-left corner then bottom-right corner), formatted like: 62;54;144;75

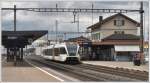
102;34;140;40
66;36;91;42
92;40;140;45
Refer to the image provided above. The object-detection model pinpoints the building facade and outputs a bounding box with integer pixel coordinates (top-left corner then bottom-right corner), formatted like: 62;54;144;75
87;13;141;61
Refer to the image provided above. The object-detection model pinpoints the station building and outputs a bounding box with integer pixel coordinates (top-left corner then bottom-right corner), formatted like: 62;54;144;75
86;13;141;61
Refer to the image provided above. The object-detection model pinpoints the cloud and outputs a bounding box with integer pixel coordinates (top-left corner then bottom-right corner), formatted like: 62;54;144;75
1;1;149;40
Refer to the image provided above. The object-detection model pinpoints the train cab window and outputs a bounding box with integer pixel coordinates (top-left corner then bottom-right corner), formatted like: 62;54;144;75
67;45;77;56
60;48;67;54
54;48;59;56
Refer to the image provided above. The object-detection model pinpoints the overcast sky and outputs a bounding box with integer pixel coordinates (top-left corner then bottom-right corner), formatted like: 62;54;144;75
1;1;149;40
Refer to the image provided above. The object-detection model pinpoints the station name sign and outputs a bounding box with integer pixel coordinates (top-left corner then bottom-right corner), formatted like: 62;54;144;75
7;36;18;39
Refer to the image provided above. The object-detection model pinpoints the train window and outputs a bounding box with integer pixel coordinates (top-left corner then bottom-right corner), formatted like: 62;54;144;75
60;48;67;54
46;49;49;55
45;49;48;55
43;49;51;56
49;49;53;55
46;49;53;56
67;45;77;56
54;48;59;56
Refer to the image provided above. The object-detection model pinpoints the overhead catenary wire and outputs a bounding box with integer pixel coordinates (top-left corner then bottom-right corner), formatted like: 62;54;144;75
2;7;140;13
2;4;143;41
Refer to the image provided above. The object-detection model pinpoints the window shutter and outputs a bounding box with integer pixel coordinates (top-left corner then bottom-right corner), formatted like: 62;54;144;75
114;20;116;25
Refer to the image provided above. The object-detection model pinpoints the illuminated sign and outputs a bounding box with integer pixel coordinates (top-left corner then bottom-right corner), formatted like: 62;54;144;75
7;36;18;39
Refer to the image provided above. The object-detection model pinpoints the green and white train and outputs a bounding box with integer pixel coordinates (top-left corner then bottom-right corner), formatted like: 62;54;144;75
41;43;80;63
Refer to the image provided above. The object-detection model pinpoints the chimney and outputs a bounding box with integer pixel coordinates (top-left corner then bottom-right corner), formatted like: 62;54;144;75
99;16;103;23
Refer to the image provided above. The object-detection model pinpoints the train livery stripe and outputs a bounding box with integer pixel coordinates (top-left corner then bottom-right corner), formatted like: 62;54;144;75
25;59;64;82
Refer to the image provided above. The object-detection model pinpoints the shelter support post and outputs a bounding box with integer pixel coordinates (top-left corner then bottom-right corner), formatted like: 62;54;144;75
140;2;145;64
6;48;9;62
21;48;23;61
14;47;17;65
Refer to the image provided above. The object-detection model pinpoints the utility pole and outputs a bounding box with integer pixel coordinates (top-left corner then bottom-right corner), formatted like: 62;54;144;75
77;13;79;37
55;20;58;43
47;31;49;45
73;11;77;23
13;5;17;65
92;3;94;25
56;4;58;43
64;32;66;41
140;2;144;64
14;5;16;31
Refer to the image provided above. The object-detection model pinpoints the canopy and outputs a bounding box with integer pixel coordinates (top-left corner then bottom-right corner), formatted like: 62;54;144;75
2;30;48;48
115;45;140;52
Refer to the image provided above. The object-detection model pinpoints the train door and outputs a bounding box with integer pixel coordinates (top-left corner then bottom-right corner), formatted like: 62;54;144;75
54;47;60;61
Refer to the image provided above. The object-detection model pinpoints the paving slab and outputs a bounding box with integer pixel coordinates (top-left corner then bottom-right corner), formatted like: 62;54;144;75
2;60;61;82
82;61;149;72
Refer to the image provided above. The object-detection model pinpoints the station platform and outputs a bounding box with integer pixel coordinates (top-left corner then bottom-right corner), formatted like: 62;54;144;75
2;60;61;82
82;61;149;72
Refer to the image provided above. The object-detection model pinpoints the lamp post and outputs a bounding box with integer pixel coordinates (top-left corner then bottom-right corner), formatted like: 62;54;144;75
140;2;144;64
14;5;16;31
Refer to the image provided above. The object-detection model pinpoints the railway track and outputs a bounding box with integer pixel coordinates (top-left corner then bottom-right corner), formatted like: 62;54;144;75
27;59;104;81
26;56;143;81
74;64;148;81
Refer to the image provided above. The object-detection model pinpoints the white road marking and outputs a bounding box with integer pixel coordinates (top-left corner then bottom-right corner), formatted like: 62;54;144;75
44;66;80;81
25;59;64;82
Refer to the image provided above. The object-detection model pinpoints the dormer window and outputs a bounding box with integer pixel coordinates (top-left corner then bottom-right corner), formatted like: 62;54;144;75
114;17;125;26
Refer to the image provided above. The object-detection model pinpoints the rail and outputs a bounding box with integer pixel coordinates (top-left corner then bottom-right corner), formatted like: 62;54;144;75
26;55;143;81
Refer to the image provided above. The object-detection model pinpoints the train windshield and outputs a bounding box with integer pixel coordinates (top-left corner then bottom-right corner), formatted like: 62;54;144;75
67;45;78;56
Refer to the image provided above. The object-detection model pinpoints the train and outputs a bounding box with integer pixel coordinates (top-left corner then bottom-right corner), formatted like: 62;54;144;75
41;42;81;63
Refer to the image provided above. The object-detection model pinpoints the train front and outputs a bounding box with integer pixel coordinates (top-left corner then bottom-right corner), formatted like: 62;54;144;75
66;43;80;63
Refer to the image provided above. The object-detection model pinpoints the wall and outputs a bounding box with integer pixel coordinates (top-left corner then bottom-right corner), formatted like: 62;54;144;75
91;15;138;40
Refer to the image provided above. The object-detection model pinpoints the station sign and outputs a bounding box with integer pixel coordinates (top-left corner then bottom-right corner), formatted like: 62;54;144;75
7;36;18;39
82;42;92;47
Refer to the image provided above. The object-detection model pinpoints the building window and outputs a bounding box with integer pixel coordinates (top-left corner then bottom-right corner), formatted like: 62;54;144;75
114;20;125;26
92;33;100;40
114;31;125;34
97;33;101;40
